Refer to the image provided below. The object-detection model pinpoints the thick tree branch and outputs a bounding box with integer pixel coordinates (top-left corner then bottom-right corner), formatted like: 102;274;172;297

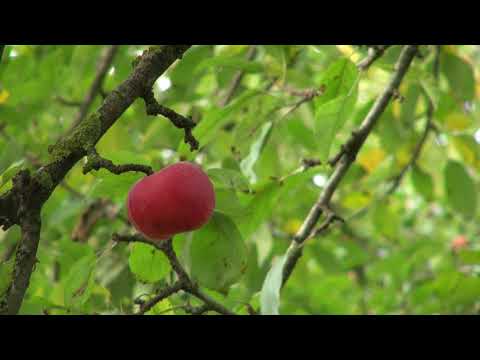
281;45;418;288
0;45;191;315
112;234;235;315
67;45;120;132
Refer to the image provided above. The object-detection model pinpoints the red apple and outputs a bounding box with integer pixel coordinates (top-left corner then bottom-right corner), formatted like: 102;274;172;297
451;235;468;252
127;161;215;241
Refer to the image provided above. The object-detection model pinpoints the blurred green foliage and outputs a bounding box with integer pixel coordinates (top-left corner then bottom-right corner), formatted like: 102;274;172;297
1;45;479;315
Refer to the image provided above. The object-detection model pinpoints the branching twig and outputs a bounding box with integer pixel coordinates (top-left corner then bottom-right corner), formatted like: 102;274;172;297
280;45;418;288
83;148;153;176
112;234;235;315
357;45;391;71
138;281;184;315
67;45;120;133
142;88;199;151
386;103;433;195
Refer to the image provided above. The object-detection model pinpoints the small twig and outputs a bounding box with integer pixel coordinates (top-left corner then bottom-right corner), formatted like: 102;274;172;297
357;45;391;71
82;148;153;176
112;234;235;315
301;158;322;170
218;45;257;107
386;102;433;195
59;181;83;199
142;88;199;151
138;281;184;315
71;198;118;242
308;209;345;239
54;96;82;107
183;303;212;315
67;45;120;133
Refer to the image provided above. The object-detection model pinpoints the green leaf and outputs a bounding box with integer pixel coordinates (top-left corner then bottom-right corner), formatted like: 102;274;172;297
237;168;318;240
0;257;15;296
207;168;250;192
314;85;358;161
410;165;434;201
128;242;169;283
214;188;251;217
440;51;475;101
451;135;480;170
240;121;273;183
0;159;25;188
444;160;477;219
458;250;480;265
315;58;358;106
371;202;400;239
145;299;175;315
260;255;287;315
89;170;144;203
400;83;420;125
64;254;96;308
188;211;248;293
177;90;260;158
196;56;264;74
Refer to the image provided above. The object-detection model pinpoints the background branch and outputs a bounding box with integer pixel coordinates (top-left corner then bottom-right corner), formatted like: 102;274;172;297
218;45;257;107
67;45;120;133
281;45;418;288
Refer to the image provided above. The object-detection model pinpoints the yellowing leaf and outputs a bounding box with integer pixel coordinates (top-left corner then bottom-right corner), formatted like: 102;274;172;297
341;192;371;210
358;148;386;173
336;45;360;62
396;145;413;168
0;89;10;104
444;112;472;131
283;218;303;235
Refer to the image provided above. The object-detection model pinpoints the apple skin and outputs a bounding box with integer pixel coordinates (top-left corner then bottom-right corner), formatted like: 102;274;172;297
127;162;215;241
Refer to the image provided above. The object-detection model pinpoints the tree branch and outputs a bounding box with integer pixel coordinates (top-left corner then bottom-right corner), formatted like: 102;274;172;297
386;103;433;195
112;234;236;315
67;45;120;132
218;45;257;107
0;45;5;64
281;45;418;288
142;88;199;151
357;45;391;71
83;148;153;176
137;281;184;315
0;45;191;314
